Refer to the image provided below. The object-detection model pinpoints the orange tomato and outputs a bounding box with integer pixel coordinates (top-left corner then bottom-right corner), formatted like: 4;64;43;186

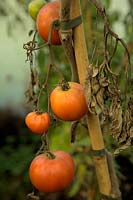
50;82;88;121
25;112;50;134
29;151;75;192
36;1;60;45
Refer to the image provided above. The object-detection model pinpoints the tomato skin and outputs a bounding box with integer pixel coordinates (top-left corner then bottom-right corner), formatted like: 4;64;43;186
29;151;75;193
36;1;60;45
25;112;50;134
50;82;88;121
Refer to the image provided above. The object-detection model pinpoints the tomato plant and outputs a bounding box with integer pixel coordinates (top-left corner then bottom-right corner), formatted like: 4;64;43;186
29;151;75;193
25;112;50;134
36;1;60;45
50;82;88;121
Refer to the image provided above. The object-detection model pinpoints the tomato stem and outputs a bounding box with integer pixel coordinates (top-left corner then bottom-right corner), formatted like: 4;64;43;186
36;133;49;156
35;110;43;114
46;151;56;159
60;79;70;91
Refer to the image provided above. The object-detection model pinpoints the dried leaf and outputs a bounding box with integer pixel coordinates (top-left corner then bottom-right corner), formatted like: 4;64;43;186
99;77;109;87
130;127;133;138
114;94;133;155
89;96;97;114
91;78;99;94
85;62;132;154
27;193;40;200
96;88;107;114
84;65;92;110
109;97;122;140
114;138;132;156
92;67;99;77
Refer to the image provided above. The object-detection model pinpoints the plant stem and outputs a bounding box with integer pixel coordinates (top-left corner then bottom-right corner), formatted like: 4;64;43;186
48;45;64;80
59;0;79;82
60;79;70;91
46;151;56;159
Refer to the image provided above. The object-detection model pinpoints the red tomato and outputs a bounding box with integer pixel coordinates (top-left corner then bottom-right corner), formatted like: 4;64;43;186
29;151;75;192
25;112;50;134
36;1;60;45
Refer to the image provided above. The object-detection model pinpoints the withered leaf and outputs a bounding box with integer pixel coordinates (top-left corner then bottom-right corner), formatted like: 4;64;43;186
92;67;99;77
96;88;107;115
84;65;93;110
109;97;122;140
114;138;132;156
113;94;133;155
89;96;97;114
84;63;132;155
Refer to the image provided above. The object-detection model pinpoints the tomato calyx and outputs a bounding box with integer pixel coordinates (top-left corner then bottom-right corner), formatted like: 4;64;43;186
34;110;44;115
60;79;70;91
45;151;56;159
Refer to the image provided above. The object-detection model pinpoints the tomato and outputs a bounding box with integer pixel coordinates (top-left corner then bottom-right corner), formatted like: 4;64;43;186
28;0;45;20
25;112;50;134
29;151;75;192
36;1;60;45
50;82;88;121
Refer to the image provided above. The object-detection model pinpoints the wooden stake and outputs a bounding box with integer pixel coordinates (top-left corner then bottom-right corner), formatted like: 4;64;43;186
70;0;121;198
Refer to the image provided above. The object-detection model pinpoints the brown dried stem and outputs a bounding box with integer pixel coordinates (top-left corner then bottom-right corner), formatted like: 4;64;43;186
59;0;79;82
36;133;49;156
89;0;130;71
71;120;79;143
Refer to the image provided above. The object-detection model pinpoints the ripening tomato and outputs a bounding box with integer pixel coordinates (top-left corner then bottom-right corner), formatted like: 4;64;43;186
50;82;88;121
25;112;50;134
28;0;45;20
29;151;75;193
36;1;60;45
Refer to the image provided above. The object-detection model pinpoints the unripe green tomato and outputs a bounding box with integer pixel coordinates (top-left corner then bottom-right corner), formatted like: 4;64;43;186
28;0;45;20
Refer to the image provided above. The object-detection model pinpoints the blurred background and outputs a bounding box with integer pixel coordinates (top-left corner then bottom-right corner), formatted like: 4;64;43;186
0;0;132;199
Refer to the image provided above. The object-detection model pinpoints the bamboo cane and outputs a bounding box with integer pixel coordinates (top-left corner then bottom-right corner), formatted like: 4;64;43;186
70;0;121;199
